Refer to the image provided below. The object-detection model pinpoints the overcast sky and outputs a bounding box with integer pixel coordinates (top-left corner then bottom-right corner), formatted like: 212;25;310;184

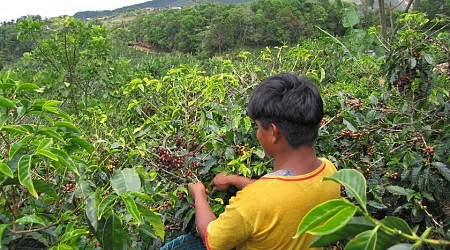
0;0;148;22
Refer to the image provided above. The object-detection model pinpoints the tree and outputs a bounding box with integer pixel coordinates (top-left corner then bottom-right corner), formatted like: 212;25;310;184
17;17;113;112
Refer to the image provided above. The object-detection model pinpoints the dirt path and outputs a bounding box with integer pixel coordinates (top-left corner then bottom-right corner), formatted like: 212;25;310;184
131;43;167;53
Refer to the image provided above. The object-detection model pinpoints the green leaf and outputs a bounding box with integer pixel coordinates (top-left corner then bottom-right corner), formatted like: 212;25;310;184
0;162;13;178
138;223;157;241
34;179;58;198
380;217;413;235
59;229;89;244
122;194;142;225
36;138;53;151
294;198;355;238
345;229;378;250
42;104;60;114
47;148;79;175
310;217;374;248
432;162;450;182
324;169;367;212
36;149;58;161
86;192;100;230
9;141;25;160
386;244;414;250
128;191;154;202
111;168;141;194
137;203;165;240
0;125;29;134
15;215;46;226
343;118;358;132
54;121;80;132
342;7;360;28
368;95;378;105
37;128;64;143
18;155;38;199
68;137;94;153
0;224;11;248
98;194;118;220
0;97;16;109
386;186;413;196
17;83;41;91
307;205;357;235
101;212;124;250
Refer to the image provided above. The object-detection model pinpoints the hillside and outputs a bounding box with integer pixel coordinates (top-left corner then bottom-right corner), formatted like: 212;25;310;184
74;0;257;19
74;0;409;19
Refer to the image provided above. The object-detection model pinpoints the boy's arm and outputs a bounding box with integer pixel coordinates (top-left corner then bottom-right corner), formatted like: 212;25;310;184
212;171;257;192
188;182;216;242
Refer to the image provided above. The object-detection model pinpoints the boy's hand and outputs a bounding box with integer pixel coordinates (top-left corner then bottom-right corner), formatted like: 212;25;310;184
211;171;232;192
188;182;209;200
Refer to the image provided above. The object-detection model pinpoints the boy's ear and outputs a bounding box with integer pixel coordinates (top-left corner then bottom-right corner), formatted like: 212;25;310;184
269;123;282;142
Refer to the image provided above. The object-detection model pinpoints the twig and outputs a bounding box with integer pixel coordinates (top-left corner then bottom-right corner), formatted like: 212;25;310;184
11;221;58;234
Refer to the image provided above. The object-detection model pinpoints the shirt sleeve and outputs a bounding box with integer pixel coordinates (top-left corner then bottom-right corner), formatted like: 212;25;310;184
205;199;253;250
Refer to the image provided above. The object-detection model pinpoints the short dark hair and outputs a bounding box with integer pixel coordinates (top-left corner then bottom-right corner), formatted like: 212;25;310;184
247;73;323;148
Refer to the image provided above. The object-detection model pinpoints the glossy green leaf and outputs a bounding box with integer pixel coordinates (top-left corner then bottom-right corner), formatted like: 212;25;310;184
68;137;94;153
36;149;58;161
34;179;58;198
128;191;155;202
0;224;10;249
380;217;413;235
122;194;142;225
138;223;157;241
343;118;358;132
86;192;100;230
18;155;38;199
38;128;65;143
47;148;79;175
15;215;46;226
294;198;355;238
324;169;367;212
54;121;80;132
36;138;53;151
386;186;413;196
345;229;378;250
342;7;360;28
101;212;124;250
0;162;13;178
9;141;24;160
98;194;118;220
0;125;29;134
0;97;16;109
310;217;374;248
111;168;141;194
17;83;41;91
59;229;89;244
42;105;60;115
137;203;165;240
432;162;450;182
386;243;414;250
375;229;402;250
308;205;357;235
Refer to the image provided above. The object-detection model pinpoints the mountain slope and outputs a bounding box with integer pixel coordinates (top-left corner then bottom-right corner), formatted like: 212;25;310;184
74;0;257;19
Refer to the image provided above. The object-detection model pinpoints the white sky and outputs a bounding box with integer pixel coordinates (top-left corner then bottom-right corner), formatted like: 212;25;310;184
0;0;148;22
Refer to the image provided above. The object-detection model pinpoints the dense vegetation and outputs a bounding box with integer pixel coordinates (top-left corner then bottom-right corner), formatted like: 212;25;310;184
73;0;257;19
0;0;449;249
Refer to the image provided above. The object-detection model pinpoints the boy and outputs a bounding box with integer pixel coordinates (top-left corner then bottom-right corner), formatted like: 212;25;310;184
188;73;340;249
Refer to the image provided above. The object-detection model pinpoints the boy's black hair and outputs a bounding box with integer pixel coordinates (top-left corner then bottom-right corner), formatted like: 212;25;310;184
247;73;323;148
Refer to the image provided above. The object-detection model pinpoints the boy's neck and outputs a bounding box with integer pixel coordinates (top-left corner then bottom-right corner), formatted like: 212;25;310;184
272;146;321;175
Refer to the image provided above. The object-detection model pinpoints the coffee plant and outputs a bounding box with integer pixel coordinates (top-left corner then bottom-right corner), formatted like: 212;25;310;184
0;9;448;250
295;169;450;249
0;72;165;249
